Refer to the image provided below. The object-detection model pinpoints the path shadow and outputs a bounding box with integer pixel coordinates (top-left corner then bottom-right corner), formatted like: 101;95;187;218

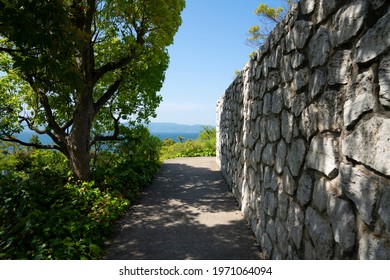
104;158;261;260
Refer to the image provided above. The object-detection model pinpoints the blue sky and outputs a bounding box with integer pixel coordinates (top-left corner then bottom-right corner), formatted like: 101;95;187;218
151;0;285;126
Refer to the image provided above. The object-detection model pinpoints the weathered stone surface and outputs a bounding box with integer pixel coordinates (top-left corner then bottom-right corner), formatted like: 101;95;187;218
316;91;343;133
331;0;367;47
359;232;390;260
267;116;281;142
275;140;287;175
300;0;315;15
263;92;272;116
261;233;273;259
283;167;296;196
267;71;280;91
308;69;326;101
292;92;307;117
262;143;275;166
328;50;352;85
309;27;331;67
281;110;294;143
356;12;390;63
297;172;313;206
378;186;390;238
269;46;282;69
287;201;304;249
368;0;387;9
344;69;375;127
293;67;310;91
264;191;277;217
291;52;306;69
327;196;356;253
342;116;390;176
306;134;339;178
266;219;276;242
287;138;307;177
263;166;279;192
281;55;294;83
315;0;342;23
292;20;313;49
379;54;390;107
313;178;330;213
306;206;334;259
340;163;381;225
276;219;289;258
285;30;296;53
271;88;283;114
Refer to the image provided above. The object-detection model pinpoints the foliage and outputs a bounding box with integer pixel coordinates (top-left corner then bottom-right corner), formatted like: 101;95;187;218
0;127;161;259
247;1;297;48
160;126;216;161
0;0;185;180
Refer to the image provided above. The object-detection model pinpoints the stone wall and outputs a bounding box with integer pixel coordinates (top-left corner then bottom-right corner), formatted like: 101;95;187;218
216;0;390;259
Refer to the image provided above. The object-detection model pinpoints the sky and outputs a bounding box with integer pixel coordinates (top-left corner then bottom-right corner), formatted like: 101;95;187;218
151;0;286;126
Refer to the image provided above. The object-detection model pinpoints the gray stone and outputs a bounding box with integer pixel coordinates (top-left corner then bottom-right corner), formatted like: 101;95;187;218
281;110;294;143
306;134;339;178
281;55;294;83
269;46;282;69
266;219;276;242
283;167;297;196
313;178;330;213
342;116;390;176
309;27;331;67
316;90;343;133
327;196;356;253
378;186;390;238
287;201;304;249
379;54;390;107
344;69;375;127
276;219;289;258
278;189;289;221
306;206;334;259
287;138;307;177
315;0;343;23
340;163;381;225
285;30;296;53
275;140;287;175
263;93;272;116
261;233;273;259
331;0;367;47
356;12;390;63
263;166;279;192
267;116;281;142
328;50;352;85
297;172;313;206
293;67;310;91
300;0;316;15
264;191;277;217
292;20;313;49
359;232;390;260
254;140;263;164
368;0;387;9
267;71;280;91
301;105;318;140
271;89;283;114
262;143;275;166
291;52;306;69
292;92;307;117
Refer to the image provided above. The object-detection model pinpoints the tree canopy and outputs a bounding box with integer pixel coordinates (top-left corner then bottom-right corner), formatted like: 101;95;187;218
0;0;185;180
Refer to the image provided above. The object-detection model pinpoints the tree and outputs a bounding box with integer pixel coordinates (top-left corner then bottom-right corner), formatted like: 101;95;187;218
247;1;297;48
0;0;185;180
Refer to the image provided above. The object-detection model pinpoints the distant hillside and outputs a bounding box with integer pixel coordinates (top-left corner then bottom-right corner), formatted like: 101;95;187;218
148;122;213;133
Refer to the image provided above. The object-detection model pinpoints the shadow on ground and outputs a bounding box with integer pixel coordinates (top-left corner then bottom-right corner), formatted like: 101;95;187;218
104;157;261;260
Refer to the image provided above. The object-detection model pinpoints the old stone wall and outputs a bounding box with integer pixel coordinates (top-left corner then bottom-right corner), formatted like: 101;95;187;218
216;0;390;259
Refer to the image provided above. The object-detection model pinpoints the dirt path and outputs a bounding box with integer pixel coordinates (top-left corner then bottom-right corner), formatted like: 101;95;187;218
104;157;261;260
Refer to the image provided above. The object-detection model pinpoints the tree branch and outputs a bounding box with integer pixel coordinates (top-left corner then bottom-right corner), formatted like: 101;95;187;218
0;135;62;151
93;75;123;116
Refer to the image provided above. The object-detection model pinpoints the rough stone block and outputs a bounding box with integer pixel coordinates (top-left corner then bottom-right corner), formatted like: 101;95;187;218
293;67;310;91
379;185;390;238
306;206;334;259
261;233;273;259
267;116;281;142
327;196;356;253
316;90;343;133
342;116;390;176
297;172;314;206
340;163;381;225
287;138;307;177
287;201;304;249
315;0;342;23
263;166;279;192
359;232;390;260
331;0;367;47
264;191;277;217
356;12;390;63
344;69;375;127
275;140;287;175
283;166;297;196
313;177;330;213
266;218;276;242
292;92;307;117
291;52;306;69
300;0;316;15
262;143;275;166
281;55;294;83
306;134;339;178
379;54;390;107
309;27;331;67
276;219;289;258
292;20;313;49
328;50;352;85
281;110;294;143
271;88;283;114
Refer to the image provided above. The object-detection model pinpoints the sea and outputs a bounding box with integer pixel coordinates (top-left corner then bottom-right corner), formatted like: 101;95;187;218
10;131;199;145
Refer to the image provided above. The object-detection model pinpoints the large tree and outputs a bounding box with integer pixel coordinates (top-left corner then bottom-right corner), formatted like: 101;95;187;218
0;0;185;180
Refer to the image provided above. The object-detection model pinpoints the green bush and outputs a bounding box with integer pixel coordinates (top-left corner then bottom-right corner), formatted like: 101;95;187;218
0;127;161;259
